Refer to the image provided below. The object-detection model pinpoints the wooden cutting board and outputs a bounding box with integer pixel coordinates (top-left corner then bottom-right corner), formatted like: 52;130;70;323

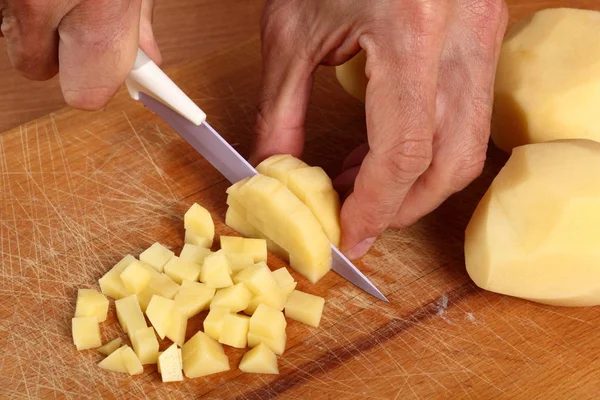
2;2;600;398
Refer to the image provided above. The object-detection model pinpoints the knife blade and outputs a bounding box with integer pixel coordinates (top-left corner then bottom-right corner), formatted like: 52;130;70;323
139;94;389;303
128;48;388;303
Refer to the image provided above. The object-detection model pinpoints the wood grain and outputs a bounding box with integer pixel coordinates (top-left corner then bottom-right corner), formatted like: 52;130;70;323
2;1;600;399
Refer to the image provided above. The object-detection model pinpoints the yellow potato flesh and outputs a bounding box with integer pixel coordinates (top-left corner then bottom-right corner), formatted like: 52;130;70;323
465;139;600;306
239;343;279;375
74;289;109;322
132;327;159;364
174;281;215;318
218;314;250;348
220;236;267;263
492;8;600;152
227;175;331;283
72;317;102;351
182;331;230;378
99;255;136;300
184;203;215;242
284;290;325;328
139;242;174;273
335;50;367;102
97;338;121;356
115;294;147;341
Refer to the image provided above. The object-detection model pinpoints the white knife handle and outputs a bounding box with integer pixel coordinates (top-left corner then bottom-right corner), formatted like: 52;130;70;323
126;48;206;126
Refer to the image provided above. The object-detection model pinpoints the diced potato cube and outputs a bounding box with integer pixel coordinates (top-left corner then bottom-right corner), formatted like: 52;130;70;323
279;283;297;302
226;253;255;274
99;255;136;299
271;267;294;287
247;331;287;356
272;268;297;301
156;348;182;374
138;273;180;312
174;281;215;318
220;236;267;263
185;230;213;248
284;290;325;328
97;338;122;356
225;206;288;259
167;307;188;347
132;327;159;364
115;294;147;340
158;344;183;382
121;345;144;376
201;251;233;288
145;295;174;340
234;265;284;309
239;343;279;374
139;242;174;272
164;256;202;284
219;314;250;348
72;317;102;351
184;203;215;242
98;347;128;373
120;260;152;294
249;304;286;339
203;306;230;341
179;244;212;265
74;289;109;322
210;283;252;313
182;331;230;378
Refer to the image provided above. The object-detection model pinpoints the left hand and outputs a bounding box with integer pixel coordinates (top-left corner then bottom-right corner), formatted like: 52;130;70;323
251;0;508;260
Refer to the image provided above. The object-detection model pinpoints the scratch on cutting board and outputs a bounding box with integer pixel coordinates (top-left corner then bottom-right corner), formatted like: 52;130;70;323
436;295;454;325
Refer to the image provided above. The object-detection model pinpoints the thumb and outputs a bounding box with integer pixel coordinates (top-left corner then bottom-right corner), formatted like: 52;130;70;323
139;0;162;65
250;22;314;164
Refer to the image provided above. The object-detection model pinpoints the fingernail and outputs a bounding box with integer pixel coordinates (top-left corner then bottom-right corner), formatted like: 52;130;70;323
345;237;377;260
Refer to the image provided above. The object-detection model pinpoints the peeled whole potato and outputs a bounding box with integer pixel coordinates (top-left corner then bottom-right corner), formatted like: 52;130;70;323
335;50;367;102
492;8;600;152
465;139;600;306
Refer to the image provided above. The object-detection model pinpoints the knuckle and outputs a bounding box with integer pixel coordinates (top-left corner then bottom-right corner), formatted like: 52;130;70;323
450;147;487;190
376;137;432;184
463;0;507;43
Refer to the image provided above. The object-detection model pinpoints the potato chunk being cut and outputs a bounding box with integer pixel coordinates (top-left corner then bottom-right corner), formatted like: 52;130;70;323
227;175;331;283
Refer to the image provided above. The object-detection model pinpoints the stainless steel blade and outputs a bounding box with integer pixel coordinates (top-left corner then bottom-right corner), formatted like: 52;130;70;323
140;93;388;302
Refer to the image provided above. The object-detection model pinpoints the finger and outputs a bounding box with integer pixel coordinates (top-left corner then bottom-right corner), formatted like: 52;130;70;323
340;6;449;260
139;0;162;65
1;1;69;80
250;14;315;164
58;0;142;110
392;0;509;227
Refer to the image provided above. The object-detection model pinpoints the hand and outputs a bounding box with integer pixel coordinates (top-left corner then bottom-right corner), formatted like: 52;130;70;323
252;0;508;260
0;0;161;110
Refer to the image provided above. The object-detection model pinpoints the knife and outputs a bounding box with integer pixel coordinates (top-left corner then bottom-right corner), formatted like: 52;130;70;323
126;49;389;303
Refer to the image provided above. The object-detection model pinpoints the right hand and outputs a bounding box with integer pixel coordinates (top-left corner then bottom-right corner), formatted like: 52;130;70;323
0;0;161;110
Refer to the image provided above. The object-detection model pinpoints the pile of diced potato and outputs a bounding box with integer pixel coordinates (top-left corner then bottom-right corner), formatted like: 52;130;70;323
71;155;336;381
